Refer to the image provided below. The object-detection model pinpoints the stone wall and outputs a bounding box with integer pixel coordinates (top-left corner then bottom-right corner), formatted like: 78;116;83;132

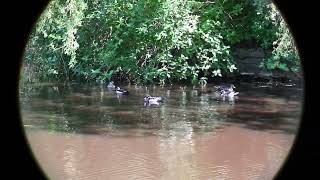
231;47;302;82
233;47;270;76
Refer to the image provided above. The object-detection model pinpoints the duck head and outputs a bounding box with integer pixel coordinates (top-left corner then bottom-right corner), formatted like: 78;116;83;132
144;95;151;102
107;81;116;88
144;95;163;103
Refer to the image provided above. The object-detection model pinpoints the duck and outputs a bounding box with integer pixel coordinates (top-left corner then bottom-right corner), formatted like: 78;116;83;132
144;95;163;103
115;87;129;95
144;95;163;106
215;84;239;98
107;81;116;89
220;90;239;97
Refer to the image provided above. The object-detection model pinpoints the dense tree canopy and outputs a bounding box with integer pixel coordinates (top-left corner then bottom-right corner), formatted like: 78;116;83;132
23;0;300;85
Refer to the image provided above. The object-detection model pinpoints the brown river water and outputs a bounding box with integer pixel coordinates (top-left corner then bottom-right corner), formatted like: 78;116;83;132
20;82;303;180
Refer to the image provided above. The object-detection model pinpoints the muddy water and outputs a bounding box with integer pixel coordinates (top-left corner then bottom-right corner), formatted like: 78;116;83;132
20;83;303;180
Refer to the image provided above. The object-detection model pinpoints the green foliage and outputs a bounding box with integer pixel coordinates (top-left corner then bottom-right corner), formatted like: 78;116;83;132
23;0;300;84
24;0;87;81
249;0;278;49
254;2;300;72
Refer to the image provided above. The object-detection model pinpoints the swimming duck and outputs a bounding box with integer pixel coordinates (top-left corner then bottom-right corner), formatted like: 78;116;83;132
116;87;129;95
107;81;116;89
144;95;163;106
220;90;239;97
144;95;163;103
215;84;239;97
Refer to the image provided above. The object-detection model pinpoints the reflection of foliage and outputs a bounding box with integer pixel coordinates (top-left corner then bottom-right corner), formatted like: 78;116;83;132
21;84;237;135
21;81;301;136
47;117;59;132
44;113;75;133
19;84;35;104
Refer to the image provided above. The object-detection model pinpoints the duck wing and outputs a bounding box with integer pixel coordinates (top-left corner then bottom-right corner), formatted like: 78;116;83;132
233;92;239;96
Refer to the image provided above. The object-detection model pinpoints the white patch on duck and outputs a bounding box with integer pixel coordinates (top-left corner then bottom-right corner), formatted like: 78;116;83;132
144;95;163;107
144;95;163;102
144;101;161;107
220;90;239;97
107;81;116;88
116;87;129;95
216;84;239;101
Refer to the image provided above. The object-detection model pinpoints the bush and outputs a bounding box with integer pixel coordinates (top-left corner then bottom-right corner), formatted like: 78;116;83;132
23;0;300;84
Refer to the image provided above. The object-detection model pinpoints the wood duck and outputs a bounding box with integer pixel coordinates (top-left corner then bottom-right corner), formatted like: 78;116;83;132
144;95;163;103
144;95;163;106
116;87;129;95
215;84;239;97
221;90;239;97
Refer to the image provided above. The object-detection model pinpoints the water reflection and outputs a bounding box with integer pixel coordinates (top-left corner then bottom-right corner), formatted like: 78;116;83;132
20;82;302;179
26;126;294;180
